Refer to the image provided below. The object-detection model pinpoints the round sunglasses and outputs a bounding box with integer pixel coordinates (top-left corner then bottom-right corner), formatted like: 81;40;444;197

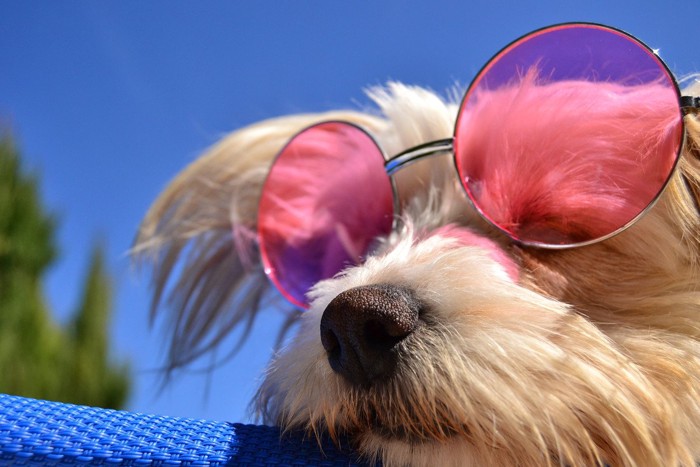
257;22;699;309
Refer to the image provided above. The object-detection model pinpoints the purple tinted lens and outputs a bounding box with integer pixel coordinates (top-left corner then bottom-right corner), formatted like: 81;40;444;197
258;121;394;308
454;23;683;246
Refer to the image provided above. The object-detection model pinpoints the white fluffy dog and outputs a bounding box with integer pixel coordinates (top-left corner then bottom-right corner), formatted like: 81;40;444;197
135;24;700;466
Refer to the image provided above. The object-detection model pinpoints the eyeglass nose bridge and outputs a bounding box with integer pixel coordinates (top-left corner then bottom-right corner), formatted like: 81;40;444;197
384;138;454;176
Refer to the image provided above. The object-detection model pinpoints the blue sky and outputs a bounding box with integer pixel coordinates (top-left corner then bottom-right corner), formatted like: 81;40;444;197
1;1;698;423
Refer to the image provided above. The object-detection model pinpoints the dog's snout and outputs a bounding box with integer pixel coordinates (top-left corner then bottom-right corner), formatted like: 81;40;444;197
320;283;422;387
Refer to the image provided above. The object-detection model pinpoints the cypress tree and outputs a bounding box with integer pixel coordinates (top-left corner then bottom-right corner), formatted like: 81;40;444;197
0;133;129;409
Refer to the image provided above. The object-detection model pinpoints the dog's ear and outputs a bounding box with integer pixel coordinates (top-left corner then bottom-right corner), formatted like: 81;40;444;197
133;111;386;373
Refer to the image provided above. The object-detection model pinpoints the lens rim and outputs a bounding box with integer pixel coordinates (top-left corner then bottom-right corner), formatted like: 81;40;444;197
257;120;395;309
452;22;686;249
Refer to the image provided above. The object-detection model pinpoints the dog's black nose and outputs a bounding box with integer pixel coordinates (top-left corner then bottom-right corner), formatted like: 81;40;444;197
320;283;422;387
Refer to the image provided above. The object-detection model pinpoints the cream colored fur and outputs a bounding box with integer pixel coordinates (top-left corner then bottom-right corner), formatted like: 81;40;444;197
135;82;700;466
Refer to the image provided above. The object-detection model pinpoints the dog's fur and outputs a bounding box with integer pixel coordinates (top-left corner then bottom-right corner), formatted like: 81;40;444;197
134;79;700;466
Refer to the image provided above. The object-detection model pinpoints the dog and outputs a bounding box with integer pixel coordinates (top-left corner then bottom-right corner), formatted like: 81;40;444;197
134;24;700;466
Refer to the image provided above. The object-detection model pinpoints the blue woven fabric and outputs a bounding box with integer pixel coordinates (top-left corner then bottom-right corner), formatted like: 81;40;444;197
0;394;372;466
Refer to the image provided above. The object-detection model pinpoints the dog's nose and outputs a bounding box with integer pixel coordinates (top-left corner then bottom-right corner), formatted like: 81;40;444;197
320;283;422;387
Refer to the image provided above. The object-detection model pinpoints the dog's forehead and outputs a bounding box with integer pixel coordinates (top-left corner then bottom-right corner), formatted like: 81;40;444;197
367;83;457;154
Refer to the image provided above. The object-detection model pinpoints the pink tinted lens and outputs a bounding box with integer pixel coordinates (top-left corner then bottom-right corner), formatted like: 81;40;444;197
258;121;394;308
454;23;683;246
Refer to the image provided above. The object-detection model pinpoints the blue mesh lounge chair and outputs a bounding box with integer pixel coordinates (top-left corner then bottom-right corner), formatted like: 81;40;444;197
0;393;372;466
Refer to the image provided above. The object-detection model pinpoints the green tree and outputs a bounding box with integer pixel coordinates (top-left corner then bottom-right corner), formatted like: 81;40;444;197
0;133;129;409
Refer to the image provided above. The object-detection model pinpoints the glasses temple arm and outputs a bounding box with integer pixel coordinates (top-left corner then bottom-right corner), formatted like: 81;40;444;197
384;138;454;175
681;96;700;114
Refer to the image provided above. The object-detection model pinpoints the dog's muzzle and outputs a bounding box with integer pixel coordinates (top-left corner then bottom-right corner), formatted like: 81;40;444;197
320;283;423;387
